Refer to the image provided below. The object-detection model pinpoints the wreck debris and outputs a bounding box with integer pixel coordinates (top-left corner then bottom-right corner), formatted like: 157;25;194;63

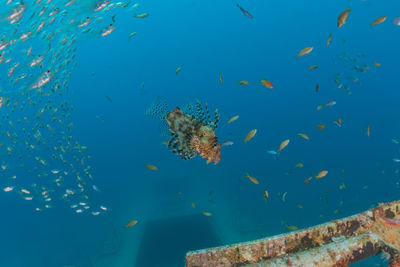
186;200;400;266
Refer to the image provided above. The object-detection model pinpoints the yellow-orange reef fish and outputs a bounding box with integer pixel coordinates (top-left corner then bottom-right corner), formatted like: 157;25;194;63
278;139;290;152
298;133;309;140
125;220;138;228
296;47;313;57
338;7;350;28
227;115;239;124
244;129;257;143
260;79;274;89
145;164;158;171
371;16;386;26
326;33;332;47
246;173;259;184
315;170;328;179
238;80;249;85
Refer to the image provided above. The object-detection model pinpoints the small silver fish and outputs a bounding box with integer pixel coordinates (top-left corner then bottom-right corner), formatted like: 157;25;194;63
282;192;287;202
221;141;234;147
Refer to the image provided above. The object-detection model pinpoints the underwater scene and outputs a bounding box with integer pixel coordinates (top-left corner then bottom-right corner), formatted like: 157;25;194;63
1;0;400;266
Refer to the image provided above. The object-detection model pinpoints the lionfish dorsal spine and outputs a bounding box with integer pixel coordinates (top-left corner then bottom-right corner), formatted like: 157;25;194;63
195;100;204;122
214;109;220;129
204;103;211;124
187;102;195;119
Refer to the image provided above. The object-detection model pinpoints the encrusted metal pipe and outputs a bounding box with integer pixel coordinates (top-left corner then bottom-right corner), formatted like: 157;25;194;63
186;200;400;266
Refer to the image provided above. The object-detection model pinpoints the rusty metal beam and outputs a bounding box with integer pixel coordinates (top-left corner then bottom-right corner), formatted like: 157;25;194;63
185;200;400;266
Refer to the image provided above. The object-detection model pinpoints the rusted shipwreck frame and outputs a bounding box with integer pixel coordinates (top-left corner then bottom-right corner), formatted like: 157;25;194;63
186;200;400;267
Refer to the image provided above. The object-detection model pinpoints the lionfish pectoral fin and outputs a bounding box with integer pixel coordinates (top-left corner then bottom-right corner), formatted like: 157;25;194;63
171;139;180;153
168;137;181;154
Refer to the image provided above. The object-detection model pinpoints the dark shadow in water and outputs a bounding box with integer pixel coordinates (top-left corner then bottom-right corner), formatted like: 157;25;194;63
135;214;222;267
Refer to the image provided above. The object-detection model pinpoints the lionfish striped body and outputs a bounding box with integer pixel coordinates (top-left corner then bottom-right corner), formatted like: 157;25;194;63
147;98;221;164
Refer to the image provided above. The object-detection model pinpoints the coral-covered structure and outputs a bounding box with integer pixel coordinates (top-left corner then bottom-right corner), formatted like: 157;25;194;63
186;200;400;266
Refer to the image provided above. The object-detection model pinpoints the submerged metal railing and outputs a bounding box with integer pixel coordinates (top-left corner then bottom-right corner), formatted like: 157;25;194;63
185;200;400;266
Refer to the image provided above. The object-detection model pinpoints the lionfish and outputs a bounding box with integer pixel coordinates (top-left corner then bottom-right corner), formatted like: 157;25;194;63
146;97;221;164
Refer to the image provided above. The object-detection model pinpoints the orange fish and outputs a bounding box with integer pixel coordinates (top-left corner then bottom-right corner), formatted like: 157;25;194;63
296;47;313;57
227;115;239;124
145;164;158;171
315;170;328;179
298;133;309;140
373;62;381;67
278;139;290;152
295;163;304;168
246;173;259;184
260;79;274;89
315;83;319;93
367;123;370;137
285;225;298;231
238;80;249;85
317;124;326;130
338;7;350;28
244;129;257;143
326;33;332;47
309;65;318;71
371;16;386;26
124;220;138;228
219;72;223;85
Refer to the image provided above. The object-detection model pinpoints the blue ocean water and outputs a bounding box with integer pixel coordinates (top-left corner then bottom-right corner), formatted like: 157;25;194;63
0;0;400;266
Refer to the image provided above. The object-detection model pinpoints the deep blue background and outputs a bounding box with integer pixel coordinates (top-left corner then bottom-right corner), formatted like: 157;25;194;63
1;0;400;266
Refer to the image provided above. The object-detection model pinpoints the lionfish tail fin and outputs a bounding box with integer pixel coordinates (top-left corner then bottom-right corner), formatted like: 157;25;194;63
145;96;169;120
158;120;171;137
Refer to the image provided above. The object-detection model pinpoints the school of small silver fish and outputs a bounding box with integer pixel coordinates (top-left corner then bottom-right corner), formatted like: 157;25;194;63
0;0;142;215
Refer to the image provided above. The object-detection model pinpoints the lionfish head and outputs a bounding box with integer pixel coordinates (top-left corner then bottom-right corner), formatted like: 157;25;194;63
205;142;221;165
192;125;221;165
